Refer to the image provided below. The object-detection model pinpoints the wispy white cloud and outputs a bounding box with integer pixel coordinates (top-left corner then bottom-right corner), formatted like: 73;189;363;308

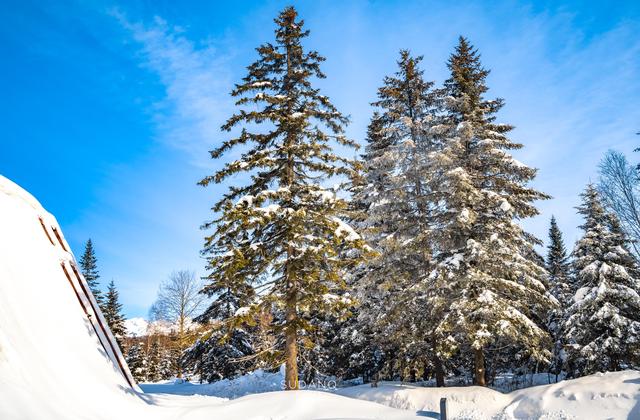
112;10;233;168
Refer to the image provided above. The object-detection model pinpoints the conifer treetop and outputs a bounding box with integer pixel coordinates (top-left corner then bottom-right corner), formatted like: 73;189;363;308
80;238;103;306
200;6;357;206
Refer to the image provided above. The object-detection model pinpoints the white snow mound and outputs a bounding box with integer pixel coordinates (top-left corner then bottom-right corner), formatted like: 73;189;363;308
334;371;640;419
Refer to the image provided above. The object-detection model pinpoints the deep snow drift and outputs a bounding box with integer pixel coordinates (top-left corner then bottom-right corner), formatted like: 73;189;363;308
1;174;639;420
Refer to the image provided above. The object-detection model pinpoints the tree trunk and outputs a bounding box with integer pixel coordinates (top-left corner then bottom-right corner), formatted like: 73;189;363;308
434;355;445;387
284;289;299;390
474;348;487;386
282;24;299;392
177;315;185;379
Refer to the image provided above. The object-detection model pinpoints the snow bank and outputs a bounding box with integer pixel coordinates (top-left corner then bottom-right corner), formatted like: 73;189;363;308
140;368;285;399
336;382;509;418
334;371;640;419
504;370;640;420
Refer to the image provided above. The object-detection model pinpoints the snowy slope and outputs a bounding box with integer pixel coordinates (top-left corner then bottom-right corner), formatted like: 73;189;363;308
0;175;421;420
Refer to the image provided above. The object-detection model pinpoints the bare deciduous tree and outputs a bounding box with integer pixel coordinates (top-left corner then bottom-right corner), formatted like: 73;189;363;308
149;270;208;377
598;150;640;258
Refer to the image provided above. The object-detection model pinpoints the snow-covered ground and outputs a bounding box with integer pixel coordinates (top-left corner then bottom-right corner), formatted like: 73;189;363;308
141;369;640;419
2;174;640;420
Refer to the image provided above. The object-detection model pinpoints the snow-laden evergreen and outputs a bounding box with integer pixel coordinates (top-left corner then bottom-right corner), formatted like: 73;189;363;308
103;280;127;349
546;216;574;307
354;50;445;384
125;343;147;382
563;184;640;376
545;216;573;378
183;282;255;383
148;339;176;382
198;6;370;390
426;37;553;385
125;339;176;382
79;239;103;308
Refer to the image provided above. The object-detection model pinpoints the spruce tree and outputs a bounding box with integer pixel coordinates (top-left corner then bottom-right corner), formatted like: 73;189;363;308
183;282;255;383
146;339;175;382
145;340;160;382
125;343;147;382
198;6;370;390
79;239;103;308
355;50;446;385
545;216;572;378
427;37;552;386
563;185;640;376
546;216;573;306
103;280;127;349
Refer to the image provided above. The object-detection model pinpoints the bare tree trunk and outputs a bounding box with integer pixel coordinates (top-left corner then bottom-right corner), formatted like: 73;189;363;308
177;314;184;379
474;348;487;386
434;354;445;387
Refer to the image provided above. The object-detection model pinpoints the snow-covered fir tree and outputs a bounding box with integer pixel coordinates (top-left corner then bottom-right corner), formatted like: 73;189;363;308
183;328;254;383
79;239;103;308
546;216;573;306
563;184;640;376
145;340;161;382
198;6;370;390
125;343;147;382
146;339;175;382
354;50;447;384
426;37;553;386
103;280;127;349
303;148;386;384
545;216;573;378
183;282;255;383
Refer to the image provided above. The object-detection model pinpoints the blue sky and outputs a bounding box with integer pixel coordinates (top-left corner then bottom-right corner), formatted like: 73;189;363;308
2;0;639;318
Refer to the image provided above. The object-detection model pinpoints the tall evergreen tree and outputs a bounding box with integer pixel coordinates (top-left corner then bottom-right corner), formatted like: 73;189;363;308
546;216;573;306
427;37;552;386
355;50;445;384
545;216;573;378
103;280;127;349
79;239;103;307
198;6;370;390
563;185;640;376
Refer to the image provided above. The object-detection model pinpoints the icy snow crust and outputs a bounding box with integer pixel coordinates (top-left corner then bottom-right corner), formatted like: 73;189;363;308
2;175;640;419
